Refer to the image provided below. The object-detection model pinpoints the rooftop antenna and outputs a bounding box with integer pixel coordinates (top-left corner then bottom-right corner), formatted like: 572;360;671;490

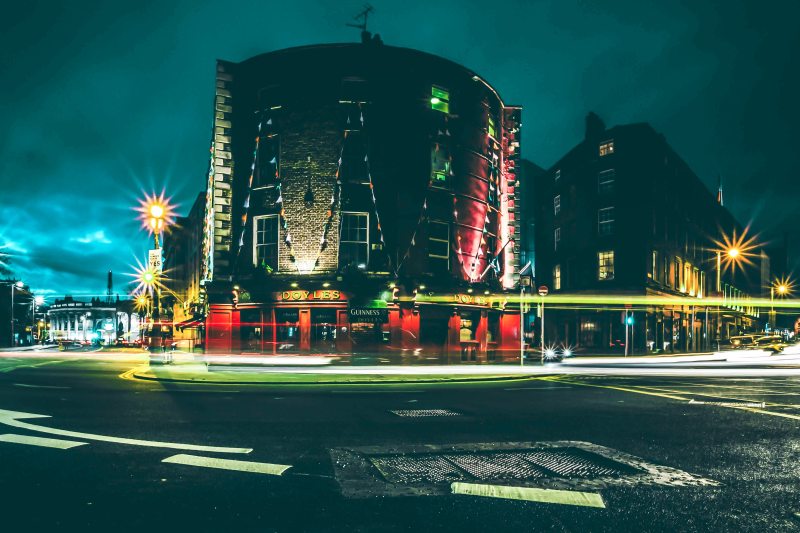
347;4;375;42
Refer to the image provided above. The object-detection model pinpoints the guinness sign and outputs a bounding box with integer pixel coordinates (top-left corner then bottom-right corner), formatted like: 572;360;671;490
348;307;389;324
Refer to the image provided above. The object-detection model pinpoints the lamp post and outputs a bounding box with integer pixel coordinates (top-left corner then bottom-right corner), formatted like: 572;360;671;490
715;246;741;349
518;261;532;367
770;281;789;333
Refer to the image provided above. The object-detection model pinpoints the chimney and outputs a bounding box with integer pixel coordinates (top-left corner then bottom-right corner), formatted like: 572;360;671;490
585;112;606;140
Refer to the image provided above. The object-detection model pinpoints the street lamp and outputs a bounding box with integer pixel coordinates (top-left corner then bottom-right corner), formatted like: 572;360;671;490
770;279;792;333
518;261;532;367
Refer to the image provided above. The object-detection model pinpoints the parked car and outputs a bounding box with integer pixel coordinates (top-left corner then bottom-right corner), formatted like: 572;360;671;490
754;335;788;353
727;335;758;349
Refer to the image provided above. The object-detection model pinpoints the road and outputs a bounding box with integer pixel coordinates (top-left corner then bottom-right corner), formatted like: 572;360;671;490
1;351;799;532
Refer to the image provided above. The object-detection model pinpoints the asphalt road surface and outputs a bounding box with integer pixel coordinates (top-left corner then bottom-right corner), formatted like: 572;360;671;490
1;353;799;532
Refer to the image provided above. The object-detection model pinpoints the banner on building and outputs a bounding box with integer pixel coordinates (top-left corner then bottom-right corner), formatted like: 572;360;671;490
148;248;163;272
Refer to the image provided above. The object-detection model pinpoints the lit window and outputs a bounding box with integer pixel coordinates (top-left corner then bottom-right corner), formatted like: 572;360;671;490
488;115;497;138
553;195;561;216
431;145;452;188
339;212;369;269
598;207;614;235
598;250;614;280
430;86;450;113
553;264;561;290
254;215;279;271
599;140;615;157
598;169;615;193
428;220;450;261
554;227;561;251
554;169;561;182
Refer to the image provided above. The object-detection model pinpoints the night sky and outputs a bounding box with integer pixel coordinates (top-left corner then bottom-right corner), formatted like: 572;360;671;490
2;0;798;299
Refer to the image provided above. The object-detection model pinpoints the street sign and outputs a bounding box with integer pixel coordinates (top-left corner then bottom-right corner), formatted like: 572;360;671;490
537;286;549;296
148;248;163;272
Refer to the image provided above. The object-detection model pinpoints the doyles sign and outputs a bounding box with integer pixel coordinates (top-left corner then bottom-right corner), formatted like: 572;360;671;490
348;307;389;323
278;290;343;301
453;294;489;306
148;248;163;272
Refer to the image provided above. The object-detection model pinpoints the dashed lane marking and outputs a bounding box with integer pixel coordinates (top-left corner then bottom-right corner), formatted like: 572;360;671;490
162;454;292;476
0;433;87;449
451;482;606;508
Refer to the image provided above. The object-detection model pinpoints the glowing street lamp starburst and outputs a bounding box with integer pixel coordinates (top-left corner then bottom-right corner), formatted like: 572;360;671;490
127;258;164;296
711;227;759;276
773;276;794;297
135;192;175;234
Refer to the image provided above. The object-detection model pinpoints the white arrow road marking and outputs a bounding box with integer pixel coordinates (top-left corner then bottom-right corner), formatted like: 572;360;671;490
451;482;606;508
163;454;292;476
0;409;252;454
0;433;87;449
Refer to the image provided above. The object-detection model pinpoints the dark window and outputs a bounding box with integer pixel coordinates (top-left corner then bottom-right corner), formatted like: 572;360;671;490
428;220;450;260
431;144;452;188
598;169;615;193
598;207;615;235
340;212;369;269
255;134;279;188
254;215;279;271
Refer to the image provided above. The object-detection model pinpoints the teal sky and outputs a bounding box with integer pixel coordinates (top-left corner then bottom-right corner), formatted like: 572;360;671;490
1;0;798;299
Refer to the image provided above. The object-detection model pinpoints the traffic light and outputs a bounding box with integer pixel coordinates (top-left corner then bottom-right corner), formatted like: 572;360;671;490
625;314;634;326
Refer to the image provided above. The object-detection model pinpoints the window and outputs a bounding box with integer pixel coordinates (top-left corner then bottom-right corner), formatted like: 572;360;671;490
598;250;614;280
554;169;561;182
554;227;561;251
488;115;497;138
428;220;450;260
598;169;615;193
430;86;450;113
253;215;279;271
431;145;452;188
339;212;369;269
553;195;561;216
598;207;614;235
553;264;561;290
599;140;615;156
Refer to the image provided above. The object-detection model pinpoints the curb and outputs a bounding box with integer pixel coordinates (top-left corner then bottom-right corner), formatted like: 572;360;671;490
129;370;540;386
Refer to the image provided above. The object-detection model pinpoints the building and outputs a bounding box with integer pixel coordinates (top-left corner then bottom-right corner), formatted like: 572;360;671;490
48;296;139;344
532;113;767;354
0;280;35;347
163;192;205;348
196;35;524;359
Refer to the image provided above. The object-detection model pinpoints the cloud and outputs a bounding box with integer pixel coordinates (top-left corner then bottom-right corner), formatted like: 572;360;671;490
72;230;112;245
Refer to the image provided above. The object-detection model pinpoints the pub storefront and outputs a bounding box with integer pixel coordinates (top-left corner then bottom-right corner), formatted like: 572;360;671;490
206;288;521;362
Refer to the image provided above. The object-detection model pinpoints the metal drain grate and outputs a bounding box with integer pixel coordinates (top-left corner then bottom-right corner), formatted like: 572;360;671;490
389;409;462;417
521;448;638;478
371;455;467;484
368;447;637;485
447;452;549;481
332;441;720;498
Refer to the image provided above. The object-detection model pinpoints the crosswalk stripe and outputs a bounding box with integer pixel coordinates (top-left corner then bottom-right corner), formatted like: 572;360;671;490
162;453;292;476
451;482;606;508
0;433;87;449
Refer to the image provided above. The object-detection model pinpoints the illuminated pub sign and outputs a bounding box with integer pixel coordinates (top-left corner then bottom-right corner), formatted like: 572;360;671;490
452;294;489;306
348;307;389;323
277;289;345;301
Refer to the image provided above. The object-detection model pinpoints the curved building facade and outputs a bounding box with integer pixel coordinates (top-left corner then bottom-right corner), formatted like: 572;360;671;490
201;38;523;359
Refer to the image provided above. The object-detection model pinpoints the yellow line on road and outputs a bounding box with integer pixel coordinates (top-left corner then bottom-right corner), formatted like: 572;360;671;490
543;377;800;421
451;482;606;508
118;366;148;381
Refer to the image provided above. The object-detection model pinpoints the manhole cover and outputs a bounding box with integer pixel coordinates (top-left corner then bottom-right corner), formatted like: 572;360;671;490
331;441;720;498
389;409;462;417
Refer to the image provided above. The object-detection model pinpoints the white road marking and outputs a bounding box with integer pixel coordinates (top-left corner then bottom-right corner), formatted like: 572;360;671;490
503;386;573;391
148;389;241;393
451;482;606;508
13;383;71;390
162;453;292;476
0;408;252;454
330;390;424;394
0;433;87;449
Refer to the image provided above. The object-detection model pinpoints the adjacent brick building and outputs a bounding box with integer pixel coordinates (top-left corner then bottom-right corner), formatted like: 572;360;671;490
532;113;769;354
